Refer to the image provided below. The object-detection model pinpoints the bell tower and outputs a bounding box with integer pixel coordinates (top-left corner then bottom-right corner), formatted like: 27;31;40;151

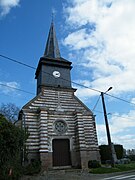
18;20;100;170
35;22;72;94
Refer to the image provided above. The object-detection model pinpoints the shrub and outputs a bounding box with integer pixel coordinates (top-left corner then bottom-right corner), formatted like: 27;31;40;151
88;160;101;168
128;155;135;161
99;144;124;164
0;114;25;179
120;158;131;164
23;160;41;175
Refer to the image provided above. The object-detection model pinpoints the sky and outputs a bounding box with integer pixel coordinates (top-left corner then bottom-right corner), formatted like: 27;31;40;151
0;0;135;150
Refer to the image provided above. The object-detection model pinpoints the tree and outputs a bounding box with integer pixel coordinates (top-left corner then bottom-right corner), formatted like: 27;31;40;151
0;114;25;179
99;144;124;164
0;103;20;122
114;144;124;159
99;145;111;164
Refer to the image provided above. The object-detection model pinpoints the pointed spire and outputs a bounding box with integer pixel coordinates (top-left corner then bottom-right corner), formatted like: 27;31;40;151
44;21;61;58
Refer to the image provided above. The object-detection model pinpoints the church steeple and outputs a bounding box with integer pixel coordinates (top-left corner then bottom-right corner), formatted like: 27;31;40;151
44;22;61;58
35;21;72;94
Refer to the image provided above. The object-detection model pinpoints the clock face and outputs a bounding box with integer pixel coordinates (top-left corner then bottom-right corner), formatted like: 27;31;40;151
53;71;61;78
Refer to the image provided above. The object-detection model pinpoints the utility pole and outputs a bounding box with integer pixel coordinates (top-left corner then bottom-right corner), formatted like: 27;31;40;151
101;87;116;167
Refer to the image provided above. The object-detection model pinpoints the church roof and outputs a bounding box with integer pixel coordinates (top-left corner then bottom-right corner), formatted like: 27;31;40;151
44;22;61;58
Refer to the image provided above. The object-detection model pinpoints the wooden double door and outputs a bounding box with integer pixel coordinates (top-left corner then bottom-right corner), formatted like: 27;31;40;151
52;139;71;166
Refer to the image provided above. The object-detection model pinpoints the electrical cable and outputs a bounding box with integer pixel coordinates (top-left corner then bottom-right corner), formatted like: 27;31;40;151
0;83;35;95
105;92;135;106
1;83;134;122
0;54;36;70
94;109;135;121
108;112;135;121
0;53;135;106
0;54;101;93
92;95;101;111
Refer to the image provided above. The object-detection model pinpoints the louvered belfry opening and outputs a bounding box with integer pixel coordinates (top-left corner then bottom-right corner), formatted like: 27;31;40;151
52;139;71;167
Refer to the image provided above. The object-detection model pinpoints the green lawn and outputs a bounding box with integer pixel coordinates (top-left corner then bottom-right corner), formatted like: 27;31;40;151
90;162;135;174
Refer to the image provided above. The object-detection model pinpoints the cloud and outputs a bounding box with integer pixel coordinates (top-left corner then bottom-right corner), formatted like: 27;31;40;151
63;0;135;150
0;81;20;94
113;135;135;150
97;110;135;149
63;0;135;96
110;111;135;134
73;80;99;101
0;0;20;16
64;28;97;50
131;98;135;104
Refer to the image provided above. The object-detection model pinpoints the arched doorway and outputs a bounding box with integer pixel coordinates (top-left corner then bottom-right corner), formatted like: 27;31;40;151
52;139;71;166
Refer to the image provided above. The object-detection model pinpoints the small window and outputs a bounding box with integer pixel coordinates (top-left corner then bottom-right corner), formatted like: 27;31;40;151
54;120;67;134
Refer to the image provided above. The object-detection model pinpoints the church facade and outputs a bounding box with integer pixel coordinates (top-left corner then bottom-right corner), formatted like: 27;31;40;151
18;22;100;169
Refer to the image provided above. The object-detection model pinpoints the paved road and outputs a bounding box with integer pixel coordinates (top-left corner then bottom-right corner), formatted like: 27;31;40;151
21;170;135;180
101;171;135;180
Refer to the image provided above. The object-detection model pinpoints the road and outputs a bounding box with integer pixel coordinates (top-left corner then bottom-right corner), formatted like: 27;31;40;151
101;171;135;180
21;170;135;180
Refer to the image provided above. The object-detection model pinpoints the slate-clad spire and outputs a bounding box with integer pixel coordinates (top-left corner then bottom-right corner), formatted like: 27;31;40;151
44;22;61;58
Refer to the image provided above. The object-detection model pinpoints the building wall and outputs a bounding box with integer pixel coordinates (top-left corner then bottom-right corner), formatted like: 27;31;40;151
20;87;100;169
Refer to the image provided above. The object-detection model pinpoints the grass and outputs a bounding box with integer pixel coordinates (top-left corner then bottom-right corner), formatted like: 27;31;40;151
116;163;135;171
90;162;135;174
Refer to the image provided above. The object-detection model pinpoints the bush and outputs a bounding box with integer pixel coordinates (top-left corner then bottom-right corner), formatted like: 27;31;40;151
88;160;101;169
120;158;131;164
23;160;41;175
0;114;25;179
0;158;23;180
99;144;124;164
128;155;135;161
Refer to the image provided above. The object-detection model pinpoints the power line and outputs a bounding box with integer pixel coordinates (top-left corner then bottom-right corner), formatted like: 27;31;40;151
0;90;33;102
2;55;102;98
0;54;36;70
105;92;135;106
0;83;35;95
3;83;134;122
92;95;101;111
108;112;135;121
94;109;135;121
0;54;101;93
0;53;135;106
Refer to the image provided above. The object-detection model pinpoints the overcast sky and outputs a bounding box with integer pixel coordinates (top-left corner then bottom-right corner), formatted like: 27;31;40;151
0;0;135;150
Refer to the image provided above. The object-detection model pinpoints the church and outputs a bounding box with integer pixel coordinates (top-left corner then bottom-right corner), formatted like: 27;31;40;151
18;21;100;169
